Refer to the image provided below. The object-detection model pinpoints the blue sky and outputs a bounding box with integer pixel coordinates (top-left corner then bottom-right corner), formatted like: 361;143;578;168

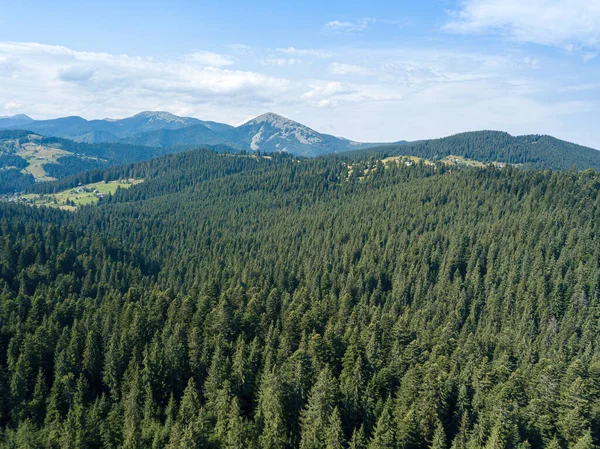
1;0;599;147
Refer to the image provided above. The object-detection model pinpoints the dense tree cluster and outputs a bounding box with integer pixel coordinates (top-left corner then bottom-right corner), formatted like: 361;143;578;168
1;150;600;448
346;131;600;171
0;170;36;195
0;155;28;170
42;156;108;180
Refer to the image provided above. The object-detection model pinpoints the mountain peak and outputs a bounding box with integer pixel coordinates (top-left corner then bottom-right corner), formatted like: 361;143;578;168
239;112;325;151
246;112;299;127
0;114;33;121
132;111;191;124
4;114;32;120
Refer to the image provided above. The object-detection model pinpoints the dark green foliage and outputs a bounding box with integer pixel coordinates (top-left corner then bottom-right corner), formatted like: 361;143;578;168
345;130;600;170
38;136;176;165
0;155;28;170
0;169;35;193
41;156;108;179
1;148;600;448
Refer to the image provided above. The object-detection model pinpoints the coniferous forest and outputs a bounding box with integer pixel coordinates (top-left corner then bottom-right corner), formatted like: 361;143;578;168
2;148;600;449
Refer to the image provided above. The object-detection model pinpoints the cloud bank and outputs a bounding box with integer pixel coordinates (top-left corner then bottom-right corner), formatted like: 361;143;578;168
0;41;596;147
0;42;290;122
445;0;600;52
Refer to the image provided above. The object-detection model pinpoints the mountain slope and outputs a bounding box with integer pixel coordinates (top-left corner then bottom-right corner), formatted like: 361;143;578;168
0;114;34;129
110;111;202;135
120;123;242;149
2;111;390;156
0;129;200;193
0;111;218;143
344;130;600;170
12;116;123;143
228;112;385;157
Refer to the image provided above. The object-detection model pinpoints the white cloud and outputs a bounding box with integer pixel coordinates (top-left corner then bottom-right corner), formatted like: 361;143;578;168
276;47;332;59
301;82;359;107
445;0;600;51
324;20;370;33
185;51;235;67
0;42;290;120
329;62;371;76
324;18;408;33
262;58;305;66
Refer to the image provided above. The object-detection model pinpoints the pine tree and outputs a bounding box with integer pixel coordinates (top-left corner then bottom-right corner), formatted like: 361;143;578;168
450;412;470;449
29;368;47;426
396;407;420;449
122;366;143;449
226;396;252;449
300;368;339;449
369;398;395;449
571;429;594;449
256;370;288;449
349;425;368;449
430;422;446;449
59;375;88;449
324;406;345;449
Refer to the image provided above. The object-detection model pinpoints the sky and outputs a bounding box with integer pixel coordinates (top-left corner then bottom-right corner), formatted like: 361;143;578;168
0;0;599;147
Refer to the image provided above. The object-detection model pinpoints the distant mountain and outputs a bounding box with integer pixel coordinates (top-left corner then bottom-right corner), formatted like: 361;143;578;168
5;112;598;165
197;121;236;134
110;111;202;135
1;111;389;156
0;114;34;129
344;130;600;171
15;116;116;142
73;130;123;144
226;112;386;157
0;111;212;143
120;124;242;149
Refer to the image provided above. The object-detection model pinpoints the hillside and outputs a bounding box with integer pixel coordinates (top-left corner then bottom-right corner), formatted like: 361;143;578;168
0;130;202;194
1;149;600;448
120;123;243;149
345;130;600;170
3;125;600;196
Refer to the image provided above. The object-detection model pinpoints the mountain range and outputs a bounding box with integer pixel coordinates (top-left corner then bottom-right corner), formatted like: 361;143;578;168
0;111;389;157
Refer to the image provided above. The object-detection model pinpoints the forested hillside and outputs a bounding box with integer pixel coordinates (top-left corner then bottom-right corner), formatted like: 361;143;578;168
347;131;600;171
0;130;227;194
1;149;600;448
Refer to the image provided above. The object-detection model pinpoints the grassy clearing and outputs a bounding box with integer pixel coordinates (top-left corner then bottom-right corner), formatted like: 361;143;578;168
17;143;73;181
439;155;487;167
381;155;432;166
1;137;104;181
347;154;503;181
20;179;144;211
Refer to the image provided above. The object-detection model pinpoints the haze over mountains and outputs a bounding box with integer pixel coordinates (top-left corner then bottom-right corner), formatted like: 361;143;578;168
0;111;389;157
